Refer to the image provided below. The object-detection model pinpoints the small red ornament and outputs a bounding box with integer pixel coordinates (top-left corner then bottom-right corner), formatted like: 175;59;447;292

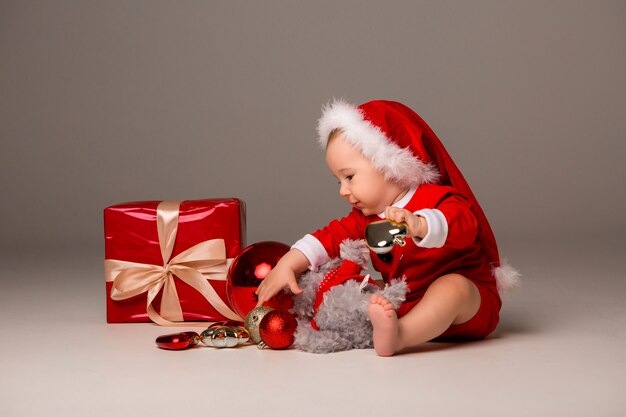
155;331;200;350
226;241;293;318
258;309;297;350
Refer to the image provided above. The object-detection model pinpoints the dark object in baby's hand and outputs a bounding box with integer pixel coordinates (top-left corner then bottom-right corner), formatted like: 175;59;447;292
365;220;408;261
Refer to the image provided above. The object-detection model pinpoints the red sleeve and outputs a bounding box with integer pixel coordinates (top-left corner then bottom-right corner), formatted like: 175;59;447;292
311;209;367;259
436;193;478;249
409;184;479;249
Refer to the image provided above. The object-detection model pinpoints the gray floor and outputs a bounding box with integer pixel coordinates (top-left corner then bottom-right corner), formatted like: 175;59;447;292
1;237;624;417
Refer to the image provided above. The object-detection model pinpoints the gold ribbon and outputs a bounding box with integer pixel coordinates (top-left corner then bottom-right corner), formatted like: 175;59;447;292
104;201;242;326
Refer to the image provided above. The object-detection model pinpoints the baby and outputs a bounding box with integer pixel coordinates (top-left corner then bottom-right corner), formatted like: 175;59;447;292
256;99;518;356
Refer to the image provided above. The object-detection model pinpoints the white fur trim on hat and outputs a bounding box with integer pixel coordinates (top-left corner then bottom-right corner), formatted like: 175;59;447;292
316;98;439;188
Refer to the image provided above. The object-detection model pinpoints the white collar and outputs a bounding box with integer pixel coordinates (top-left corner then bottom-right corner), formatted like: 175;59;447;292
377;187;417;218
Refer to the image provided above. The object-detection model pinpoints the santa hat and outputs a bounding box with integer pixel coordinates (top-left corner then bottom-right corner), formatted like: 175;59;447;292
316;99;520;292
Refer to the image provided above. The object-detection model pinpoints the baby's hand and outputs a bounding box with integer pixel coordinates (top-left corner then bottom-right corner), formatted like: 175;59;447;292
384;207;426;239
255;267;302;307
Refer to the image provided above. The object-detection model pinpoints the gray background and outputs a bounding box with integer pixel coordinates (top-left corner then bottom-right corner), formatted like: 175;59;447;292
1;1;625;251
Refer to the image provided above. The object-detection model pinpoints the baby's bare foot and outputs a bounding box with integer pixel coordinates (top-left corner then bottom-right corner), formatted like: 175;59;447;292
368;294;399;356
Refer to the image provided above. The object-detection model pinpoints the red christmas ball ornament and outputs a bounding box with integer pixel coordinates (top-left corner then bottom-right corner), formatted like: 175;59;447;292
226;241;293;318
258;309;297;350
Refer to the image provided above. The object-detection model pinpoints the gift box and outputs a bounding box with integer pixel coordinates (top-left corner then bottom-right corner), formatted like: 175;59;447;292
104;199;246;324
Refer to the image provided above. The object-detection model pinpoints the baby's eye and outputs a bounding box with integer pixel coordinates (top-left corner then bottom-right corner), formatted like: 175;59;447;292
345;175;354;181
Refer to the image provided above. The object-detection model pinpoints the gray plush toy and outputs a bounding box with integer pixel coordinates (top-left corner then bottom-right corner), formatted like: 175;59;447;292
292;239;408;353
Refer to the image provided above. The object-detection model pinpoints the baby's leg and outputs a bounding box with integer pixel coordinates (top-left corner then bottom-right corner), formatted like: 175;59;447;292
368;274;481;356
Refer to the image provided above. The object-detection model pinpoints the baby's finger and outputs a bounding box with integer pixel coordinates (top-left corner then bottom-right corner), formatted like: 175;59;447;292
255;283;273;307
386;207;406;223
289;281;303;295
384;206;398;220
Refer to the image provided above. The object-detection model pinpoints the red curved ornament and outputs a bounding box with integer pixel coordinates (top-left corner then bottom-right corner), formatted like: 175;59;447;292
155;331;200;350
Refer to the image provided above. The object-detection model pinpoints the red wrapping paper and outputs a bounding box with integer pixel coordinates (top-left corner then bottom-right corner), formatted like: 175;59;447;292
104;199;245;323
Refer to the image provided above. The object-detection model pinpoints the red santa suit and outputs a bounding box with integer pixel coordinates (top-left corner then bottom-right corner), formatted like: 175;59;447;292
293;99;519;339
294;183;501;338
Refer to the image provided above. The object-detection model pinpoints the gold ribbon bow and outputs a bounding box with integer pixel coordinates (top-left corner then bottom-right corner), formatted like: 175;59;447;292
104;201;242;326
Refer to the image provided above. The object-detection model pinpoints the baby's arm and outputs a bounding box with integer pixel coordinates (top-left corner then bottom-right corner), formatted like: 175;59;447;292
385;193;478;249
254;248;309;307
255;210;364;306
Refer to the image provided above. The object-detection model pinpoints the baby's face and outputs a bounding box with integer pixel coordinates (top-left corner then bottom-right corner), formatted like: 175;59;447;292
326;133;406;216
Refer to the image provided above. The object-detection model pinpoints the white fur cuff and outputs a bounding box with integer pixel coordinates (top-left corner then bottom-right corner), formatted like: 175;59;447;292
412;209;448;248
291;234;330;272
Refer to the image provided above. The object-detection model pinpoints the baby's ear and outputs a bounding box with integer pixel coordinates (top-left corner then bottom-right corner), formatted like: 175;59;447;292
339;239;370;268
